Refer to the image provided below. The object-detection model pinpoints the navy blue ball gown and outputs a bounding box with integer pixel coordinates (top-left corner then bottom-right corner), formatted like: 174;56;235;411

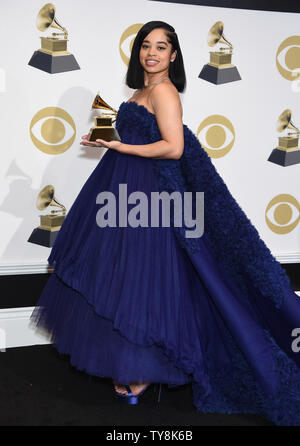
31;100;300;425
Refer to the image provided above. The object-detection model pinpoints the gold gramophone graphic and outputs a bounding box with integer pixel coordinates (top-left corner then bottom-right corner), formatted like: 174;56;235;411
88;93;121;142
268;109;300;167
28;185;66;247
28;3;80;74
199;21;241;85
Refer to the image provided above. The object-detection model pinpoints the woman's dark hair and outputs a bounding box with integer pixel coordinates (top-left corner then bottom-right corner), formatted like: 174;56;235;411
125;21;186;93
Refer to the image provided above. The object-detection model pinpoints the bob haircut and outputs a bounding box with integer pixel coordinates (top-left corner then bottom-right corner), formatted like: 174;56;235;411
125;21;186;93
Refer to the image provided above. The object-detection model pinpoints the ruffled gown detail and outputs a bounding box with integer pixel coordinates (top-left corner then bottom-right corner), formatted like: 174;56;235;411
31;100;300;425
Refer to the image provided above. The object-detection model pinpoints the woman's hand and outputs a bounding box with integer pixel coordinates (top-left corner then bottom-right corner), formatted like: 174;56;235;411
80;135;122;151
95;139;123;151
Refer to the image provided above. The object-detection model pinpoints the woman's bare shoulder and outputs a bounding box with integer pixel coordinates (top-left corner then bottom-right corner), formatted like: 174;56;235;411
150;81;182;116
151;79;178;98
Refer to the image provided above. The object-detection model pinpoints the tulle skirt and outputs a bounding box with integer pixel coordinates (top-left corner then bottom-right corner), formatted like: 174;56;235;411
31;148;210;388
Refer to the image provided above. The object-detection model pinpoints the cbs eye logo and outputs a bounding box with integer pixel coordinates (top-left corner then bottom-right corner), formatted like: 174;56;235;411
197;115;235;158
119;24;143;66
30;107;76;155
276;36;300;81
265;194;300;234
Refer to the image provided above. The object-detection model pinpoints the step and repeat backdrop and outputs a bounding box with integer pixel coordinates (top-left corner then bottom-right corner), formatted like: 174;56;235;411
0;0;299;270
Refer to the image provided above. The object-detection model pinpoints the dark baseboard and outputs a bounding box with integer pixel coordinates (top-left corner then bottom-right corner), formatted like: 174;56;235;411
148;0;300;13
281;264;300;291
0;263;299;310
0;273;51;309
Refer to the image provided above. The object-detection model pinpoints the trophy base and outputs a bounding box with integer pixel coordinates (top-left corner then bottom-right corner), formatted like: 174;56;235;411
88;127;121;142
27;227;59;247
268;148;300;166
199;64;241;84
28;50;80;74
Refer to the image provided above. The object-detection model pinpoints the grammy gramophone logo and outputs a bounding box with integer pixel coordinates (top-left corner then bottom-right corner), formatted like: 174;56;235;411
28;185;66;247
196;115;235;158
268;109;300;167
87;93;121;142
28;3;80;74
199;21;241;85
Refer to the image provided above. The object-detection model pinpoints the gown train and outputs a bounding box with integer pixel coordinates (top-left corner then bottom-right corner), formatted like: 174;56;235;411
31;100;300;426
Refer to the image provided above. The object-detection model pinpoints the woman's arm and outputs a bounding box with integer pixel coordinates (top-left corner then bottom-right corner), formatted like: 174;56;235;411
84;83;184;160
119;139;181;160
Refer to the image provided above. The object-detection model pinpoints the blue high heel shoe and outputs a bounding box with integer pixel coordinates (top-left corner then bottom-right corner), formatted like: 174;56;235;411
114;382;163;405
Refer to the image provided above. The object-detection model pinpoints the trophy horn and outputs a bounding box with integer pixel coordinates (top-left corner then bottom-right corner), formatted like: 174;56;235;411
277;109;300;136
36;3;68;39
92;93;117;113
36;185;66;214
208;21;232;49
92;93;118;122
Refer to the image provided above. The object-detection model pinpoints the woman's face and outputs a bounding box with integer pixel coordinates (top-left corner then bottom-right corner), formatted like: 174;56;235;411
139;28;176;75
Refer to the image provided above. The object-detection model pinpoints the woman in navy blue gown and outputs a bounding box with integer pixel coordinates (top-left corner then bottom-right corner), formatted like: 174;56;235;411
31;21;300;425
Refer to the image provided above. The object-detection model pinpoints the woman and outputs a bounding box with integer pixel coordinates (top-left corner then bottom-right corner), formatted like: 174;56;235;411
80;22;185;398
32;21;300;425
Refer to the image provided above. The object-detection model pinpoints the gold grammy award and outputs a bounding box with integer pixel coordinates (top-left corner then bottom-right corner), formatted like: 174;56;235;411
268;109;300;167
28;3;80;74
199;21;241;85
28;185;66;247
87;94;121;142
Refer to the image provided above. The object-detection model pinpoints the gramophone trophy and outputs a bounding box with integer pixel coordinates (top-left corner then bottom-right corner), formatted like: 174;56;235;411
199;21;241;85
88;94;121;142
268;109;300;167
28;185;66;247
28;3;80;74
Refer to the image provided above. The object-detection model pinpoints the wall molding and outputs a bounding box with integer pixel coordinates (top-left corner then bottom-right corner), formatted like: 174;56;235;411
274;253;300;264
0;262;54;276
0;307;51;350
0;253;300;276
